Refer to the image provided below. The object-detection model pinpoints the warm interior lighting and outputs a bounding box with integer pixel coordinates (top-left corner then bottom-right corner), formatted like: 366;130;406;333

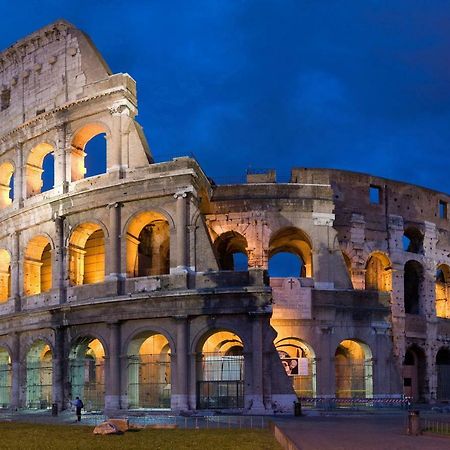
126;211;170;277
24;236;52;296
69;223;105;285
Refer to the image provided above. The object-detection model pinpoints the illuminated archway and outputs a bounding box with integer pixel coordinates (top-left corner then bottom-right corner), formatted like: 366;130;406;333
214;231;248;271
24;236;52;296
0;346;11;407
26;143;54;197
365;252;392;291
335;339;373;399
435;265;450;318
69;337;105;411
26;340;52;409
197;330;244;409
69;223;105;285
275;338;316;397
127;332;171;409
126;211;170;277
71;123;108;181
268;227;312;277
0;161;14;208
0;249;11;302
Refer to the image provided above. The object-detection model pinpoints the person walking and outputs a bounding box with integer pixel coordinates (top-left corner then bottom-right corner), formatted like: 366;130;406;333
73;396;84;422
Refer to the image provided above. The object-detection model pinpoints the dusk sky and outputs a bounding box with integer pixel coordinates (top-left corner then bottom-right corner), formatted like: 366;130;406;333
2;1;450;192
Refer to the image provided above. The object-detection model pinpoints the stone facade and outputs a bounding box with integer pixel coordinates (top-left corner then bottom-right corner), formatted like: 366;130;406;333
0;21;448;414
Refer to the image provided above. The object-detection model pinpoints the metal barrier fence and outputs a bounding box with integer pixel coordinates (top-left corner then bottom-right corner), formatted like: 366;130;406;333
421;417;450;436
83;414;269;429
299;396;411;410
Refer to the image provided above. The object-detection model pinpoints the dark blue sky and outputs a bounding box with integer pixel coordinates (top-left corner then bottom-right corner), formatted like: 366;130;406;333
3;0;450;192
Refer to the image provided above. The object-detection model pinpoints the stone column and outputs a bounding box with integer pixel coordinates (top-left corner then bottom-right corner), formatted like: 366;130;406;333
10;231;21;312
54;125;68;194
106;203;122;292
316;326;334;397
52;327;65;410
172;316;189;410
52;216;66;304
13;144;23;208
173;191;188;272
248;314;266;412
10;332;20;409
105;322;121;410
108;103;131;177
311;212;336;288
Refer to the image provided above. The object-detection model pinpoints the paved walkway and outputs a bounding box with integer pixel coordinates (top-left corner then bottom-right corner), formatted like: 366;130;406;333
275;413;450;450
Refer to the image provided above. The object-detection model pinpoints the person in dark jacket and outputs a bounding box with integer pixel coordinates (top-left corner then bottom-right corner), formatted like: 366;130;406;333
73;396;84;422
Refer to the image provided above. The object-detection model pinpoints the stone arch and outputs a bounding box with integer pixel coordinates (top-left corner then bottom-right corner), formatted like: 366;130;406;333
436;347;450;401
403;226;424;254
0;345;11;407
0;249;11;302
69;335;106;411
435;264;450;318
365;252;392;292
275;337;316;397
196;329;245;409
0;161;14;208
70;122;111;181
214;231;248;271
68;222;106;285
403;344;426;401
404;260;424;315
25;339;53;409
23;235;53;296
126;329;173;409
125;210;170;277
335;339;373;399
268;227;313;277
25;142;55;197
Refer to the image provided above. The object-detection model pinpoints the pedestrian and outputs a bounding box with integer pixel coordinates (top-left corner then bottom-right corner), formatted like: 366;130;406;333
73;396;84;422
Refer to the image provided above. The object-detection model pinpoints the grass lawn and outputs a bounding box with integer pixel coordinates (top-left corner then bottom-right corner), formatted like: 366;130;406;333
0;423;282;450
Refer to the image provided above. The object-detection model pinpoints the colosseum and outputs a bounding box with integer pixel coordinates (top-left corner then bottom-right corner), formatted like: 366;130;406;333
0;20;449;415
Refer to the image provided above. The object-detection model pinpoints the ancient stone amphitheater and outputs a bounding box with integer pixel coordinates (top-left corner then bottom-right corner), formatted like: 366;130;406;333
0;20;448;414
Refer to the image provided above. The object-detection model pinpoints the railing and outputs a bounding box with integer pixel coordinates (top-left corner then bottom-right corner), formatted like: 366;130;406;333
299;396;411;410
421;417;450;436
84;414;268;429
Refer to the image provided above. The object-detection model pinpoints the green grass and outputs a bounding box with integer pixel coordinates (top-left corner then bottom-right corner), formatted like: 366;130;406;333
0;423;281;450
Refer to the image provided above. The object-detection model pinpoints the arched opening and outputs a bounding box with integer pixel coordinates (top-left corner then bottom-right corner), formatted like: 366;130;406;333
275;338;316;397
335;340;373;399
0;249;11;302
403;345;426;401
126;211;170;277
404;260;423;315
214;231;248;271
41;152;55;192
436;348;450;401
0;162;14;208
69;337;105;411
403;227;423;254
435;265;450;318
26;143;54;197
0;347;11;408
69;223;105;285
268;227;312;278
342;253;352;280
71;124;108;181
365;252;392;291
24;236;52;296
197;330;244;409
127;332;171;409
26;340;52;409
